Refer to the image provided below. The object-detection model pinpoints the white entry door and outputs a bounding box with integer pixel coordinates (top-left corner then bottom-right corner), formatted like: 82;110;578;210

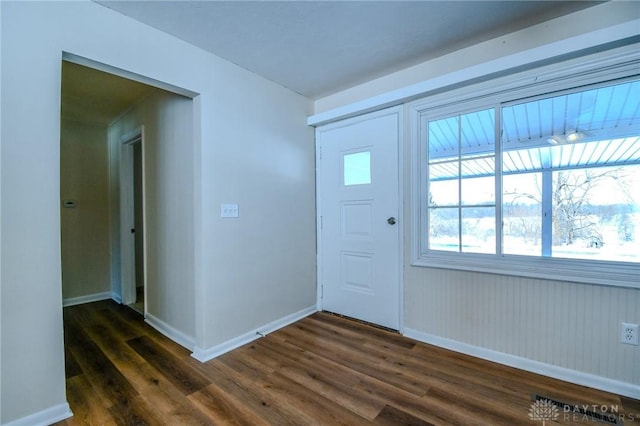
317;107;401;330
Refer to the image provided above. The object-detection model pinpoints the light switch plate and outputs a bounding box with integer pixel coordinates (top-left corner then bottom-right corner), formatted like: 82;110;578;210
221;203;239;218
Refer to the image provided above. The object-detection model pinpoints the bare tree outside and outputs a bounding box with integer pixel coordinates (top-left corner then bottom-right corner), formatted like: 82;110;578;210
503;166;638;256
554;167;638;248
503;173;542;246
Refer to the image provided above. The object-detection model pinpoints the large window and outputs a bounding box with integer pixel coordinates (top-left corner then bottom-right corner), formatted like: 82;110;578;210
413;66;640;287
502;84;640;263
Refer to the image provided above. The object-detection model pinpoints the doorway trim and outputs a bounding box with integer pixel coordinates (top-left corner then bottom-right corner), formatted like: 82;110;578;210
119;126;146;312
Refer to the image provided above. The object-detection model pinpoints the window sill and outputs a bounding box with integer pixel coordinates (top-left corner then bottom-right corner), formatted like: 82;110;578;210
411;253;640;289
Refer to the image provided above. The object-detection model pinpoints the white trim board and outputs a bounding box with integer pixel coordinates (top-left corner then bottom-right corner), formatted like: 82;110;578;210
2;403;73;426
307;19;640;127
62;52;198;99
192;305;317;362
145;313;196;352
111;291;122;304
404;328;640;400
63;292;112;307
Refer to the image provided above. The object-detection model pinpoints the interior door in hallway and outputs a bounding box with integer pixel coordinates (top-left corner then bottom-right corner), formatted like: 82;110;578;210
317;107;401;330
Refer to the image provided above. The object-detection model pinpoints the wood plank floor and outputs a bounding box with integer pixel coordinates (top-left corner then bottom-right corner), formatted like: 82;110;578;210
55;300;639;425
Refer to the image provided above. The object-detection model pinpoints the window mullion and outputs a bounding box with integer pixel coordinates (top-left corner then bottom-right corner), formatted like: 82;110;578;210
457;116;463;252
495;105;503;256
422;116;429;254
541;169;553;256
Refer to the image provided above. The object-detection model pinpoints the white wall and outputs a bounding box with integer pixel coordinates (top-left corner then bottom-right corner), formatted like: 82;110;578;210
109;90;196;339
311;1;640;398
60;119;111;301
0;1;315;424
1;2;69;419
200;69;317;349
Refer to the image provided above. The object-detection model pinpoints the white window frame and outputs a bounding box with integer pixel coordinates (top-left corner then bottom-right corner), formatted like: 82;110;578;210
410;45;640;289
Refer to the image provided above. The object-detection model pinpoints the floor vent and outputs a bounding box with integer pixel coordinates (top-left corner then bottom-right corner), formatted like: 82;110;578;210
532;394;623;425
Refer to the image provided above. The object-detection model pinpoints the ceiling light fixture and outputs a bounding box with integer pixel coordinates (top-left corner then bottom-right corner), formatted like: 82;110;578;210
547;137;561;145
566;131;582;143
546;131;585;145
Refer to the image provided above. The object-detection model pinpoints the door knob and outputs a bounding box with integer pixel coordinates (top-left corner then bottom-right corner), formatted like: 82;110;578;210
387;217;397;225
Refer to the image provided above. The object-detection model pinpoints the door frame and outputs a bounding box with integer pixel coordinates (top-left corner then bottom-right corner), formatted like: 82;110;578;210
119;126;147;311
315;106;404;332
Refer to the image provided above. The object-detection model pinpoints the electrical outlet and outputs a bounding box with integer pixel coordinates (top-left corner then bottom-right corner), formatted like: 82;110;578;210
620;323;639;346
220;203;239;218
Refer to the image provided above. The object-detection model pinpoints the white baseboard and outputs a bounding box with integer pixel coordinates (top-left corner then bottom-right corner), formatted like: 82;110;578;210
145;313;196;351
192;305;317;362
63;292;112;307
403;328;640;400
3;402;72;426
111;291;122;304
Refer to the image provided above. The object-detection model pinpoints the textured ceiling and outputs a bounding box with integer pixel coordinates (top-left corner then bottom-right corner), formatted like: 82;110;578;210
96;1;598;99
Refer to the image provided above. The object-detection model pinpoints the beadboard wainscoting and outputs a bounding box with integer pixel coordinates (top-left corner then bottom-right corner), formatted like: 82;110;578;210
404;267;640;398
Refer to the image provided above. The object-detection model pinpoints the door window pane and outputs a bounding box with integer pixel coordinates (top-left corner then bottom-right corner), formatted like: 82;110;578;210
344;151;371;186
